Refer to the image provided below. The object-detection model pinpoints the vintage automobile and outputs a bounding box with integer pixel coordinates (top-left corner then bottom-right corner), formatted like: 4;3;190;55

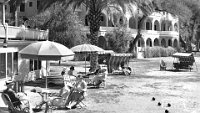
172;52;195;71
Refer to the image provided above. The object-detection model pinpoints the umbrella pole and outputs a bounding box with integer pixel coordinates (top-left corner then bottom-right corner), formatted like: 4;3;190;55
46;60;48;89
85;54;86;75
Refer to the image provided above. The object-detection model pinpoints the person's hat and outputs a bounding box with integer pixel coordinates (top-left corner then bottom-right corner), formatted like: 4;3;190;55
5;80;15;86
70;66;74;70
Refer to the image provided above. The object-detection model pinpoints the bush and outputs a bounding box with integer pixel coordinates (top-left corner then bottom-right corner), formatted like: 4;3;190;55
144;46;177;58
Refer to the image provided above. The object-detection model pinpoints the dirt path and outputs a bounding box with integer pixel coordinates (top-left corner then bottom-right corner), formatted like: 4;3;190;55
24;57;200;113
83;57;200;113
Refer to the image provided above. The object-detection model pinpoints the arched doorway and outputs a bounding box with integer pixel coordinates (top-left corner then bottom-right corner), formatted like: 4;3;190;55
154;20;160;31
154;38;159;46
146;38;152;47
138;38;145;47
161;39;166;47
168;21;172;31
137;38;145;59
173;39;178;48
168;39;172;46
146;19;152;30
161;21;166;31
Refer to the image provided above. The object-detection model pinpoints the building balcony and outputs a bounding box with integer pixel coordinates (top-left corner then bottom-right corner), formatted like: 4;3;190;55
81;26;179;37
0;25;49;40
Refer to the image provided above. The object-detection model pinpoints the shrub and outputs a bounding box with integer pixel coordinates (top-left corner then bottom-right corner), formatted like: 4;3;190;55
144;46;177;58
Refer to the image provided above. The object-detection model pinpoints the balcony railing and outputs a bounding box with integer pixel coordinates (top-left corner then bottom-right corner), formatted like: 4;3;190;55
0;25;49;40
82;26;179;37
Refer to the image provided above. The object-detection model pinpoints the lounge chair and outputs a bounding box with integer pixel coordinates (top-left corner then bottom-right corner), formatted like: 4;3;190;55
0;92;30;113
84;69;107;88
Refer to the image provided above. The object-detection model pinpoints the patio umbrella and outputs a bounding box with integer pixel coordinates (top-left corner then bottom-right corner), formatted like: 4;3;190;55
70;44;105;74
19;40;74;89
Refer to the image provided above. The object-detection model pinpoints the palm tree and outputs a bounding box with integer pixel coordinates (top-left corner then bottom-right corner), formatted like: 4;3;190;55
39;0;135;45
39;0;135;70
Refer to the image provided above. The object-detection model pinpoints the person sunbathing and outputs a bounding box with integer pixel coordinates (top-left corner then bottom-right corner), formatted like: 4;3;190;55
65;75;87;109
84;65;101;78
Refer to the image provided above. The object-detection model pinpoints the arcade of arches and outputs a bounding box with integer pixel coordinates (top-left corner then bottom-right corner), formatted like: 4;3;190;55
85;14;179;32
85;13;179;51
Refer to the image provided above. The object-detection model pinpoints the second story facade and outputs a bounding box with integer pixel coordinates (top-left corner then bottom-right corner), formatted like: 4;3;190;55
2;1;179;53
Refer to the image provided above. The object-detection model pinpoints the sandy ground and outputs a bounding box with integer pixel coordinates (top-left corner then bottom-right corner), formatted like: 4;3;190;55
6;56;200;113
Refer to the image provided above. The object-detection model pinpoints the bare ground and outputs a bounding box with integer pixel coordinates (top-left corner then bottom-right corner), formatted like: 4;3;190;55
24;56;200;113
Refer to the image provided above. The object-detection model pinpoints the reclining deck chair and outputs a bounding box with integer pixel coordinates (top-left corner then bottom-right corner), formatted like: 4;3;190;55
0;92;30;113
108;53;133;75
84;68;107;88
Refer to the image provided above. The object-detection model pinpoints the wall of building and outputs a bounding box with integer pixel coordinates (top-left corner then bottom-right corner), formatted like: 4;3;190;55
4;1;180;58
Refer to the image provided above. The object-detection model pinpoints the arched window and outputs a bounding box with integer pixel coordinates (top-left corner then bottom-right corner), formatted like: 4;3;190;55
146;19;152;30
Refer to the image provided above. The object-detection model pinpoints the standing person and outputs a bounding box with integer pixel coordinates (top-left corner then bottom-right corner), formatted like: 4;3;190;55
65;75;87;109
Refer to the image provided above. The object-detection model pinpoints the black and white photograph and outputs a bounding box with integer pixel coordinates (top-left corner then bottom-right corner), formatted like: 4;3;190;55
0;0;200;113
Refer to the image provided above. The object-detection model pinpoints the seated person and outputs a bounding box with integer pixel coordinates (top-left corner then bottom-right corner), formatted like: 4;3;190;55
65;75;87;109
121;66;132;76
58;82;73;97
112;63;131;76
3;80;22;109
67;66;77;84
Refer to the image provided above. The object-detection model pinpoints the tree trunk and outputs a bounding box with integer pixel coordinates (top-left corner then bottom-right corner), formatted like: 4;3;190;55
88;2;101;71
197;41;199;52
90;31;99;71
128;16;146;53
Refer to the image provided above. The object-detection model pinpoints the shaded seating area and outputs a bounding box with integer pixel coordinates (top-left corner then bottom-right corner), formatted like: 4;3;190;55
107;53;133;75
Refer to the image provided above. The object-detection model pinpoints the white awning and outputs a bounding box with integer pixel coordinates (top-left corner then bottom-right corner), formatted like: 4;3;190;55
172;52;193;57
0;47;19;53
